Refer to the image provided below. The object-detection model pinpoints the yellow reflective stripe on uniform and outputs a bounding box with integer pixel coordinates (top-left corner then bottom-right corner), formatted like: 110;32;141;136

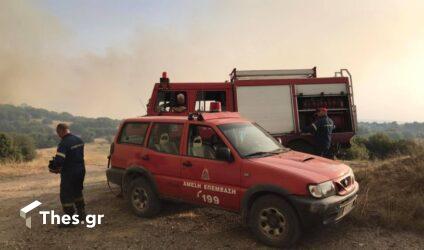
74;197;84;202
56;152;66;158
311;123;317;130
71;143;84;150
62;203;74;207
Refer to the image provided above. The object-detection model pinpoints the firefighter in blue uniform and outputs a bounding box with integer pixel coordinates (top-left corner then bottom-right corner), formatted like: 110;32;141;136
309;108;335;159
52;123;86;226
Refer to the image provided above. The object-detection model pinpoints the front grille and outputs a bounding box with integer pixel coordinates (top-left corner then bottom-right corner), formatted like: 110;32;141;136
335;175;354;195
341;176;352;188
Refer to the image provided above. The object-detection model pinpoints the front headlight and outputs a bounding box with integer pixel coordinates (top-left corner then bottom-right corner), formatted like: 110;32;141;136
350;169;356;183
308;181;336;198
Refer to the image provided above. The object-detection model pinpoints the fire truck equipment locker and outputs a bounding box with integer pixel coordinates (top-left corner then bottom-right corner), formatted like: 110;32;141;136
236;85;294;134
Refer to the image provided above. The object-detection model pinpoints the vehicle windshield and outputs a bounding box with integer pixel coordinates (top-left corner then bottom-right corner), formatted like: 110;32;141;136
218;122;288;158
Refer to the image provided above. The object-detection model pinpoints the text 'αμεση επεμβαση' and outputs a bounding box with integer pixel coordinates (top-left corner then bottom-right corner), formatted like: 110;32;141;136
183;181;236;195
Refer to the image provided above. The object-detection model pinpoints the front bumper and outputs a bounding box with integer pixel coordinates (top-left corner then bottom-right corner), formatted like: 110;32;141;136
288;182;359;227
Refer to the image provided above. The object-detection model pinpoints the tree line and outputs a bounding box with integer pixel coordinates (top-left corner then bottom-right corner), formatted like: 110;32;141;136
0;104;120;162
358;121;424;140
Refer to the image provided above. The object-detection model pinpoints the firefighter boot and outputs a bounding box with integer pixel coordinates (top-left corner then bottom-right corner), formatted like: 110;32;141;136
58;204;75;228
75;197;86;222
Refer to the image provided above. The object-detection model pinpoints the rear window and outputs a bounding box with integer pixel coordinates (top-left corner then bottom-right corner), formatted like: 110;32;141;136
195;91;226;111
118;122;149;145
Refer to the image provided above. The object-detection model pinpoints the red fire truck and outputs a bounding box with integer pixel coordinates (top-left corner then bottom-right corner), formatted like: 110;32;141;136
146;68;357;153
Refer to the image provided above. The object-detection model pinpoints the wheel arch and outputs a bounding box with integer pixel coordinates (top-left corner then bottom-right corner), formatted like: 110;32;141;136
122;166;158;196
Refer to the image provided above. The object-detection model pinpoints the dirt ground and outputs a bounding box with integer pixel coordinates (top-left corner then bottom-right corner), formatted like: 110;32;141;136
1;150;423;249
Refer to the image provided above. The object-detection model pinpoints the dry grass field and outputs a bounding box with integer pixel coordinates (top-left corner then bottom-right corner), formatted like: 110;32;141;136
350;154;424;231
0;139;110;177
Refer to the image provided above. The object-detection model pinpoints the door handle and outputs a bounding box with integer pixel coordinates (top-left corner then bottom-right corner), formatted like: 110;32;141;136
141;155;149;160
182;161;192;167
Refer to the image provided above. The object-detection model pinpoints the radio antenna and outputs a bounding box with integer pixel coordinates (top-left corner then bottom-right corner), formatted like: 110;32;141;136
139;98;147;114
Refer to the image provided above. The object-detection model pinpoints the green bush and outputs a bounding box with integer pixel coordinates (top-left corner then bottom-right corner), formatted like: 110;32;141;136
344;137;369;160
394;139;424;156
364;133;397;159
0;133;15;161
10;134;37;161
343;134;423;160
0;133;36;162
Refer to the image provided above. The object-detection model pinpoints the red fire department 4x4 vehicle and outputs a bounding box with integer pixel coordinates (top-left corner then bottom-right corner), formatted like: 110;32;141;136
106;111;358;247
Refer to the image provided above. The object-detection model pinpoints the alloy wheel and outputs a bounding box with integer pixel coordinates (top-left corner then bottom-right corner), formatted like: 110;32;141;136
258;207;287;238
132;187;148;211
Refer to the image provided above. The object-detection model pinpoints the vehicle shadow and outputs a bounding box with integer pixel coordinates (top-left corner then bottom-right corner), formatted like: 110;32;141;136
156;200;201;217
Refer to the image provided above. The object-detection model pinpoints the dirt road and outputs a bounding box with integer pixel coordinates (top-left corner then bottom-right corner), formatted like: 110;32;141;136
1;165;423;249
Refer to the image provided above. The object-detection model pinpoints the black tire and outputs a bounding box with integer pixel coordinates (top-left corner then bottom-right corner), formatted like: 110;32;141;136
127;178;161;218
248;195;301;247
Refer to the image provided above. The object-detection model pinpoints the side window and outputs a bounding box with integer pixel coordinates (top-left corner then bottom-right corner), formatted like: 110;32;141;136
148;123;183;155
118;122;149;145
195;91;226;111
156;91;187;113
188;125;227;160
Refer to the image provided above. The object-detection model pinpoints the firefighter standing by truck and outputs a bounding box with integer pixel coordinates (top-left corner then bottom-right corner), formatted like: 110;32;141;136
309;108;335;159
49;123;86;227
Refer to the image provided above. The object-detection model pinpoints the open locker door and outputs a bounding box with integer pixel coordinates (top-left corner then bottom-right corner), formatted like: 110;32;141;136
236;85;294;134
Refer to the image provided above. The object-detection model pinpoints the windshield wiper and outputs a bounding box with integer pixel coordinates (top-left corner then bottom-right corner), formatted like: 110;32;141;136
245;149;283;158
244;151;273;158
270;148;285;154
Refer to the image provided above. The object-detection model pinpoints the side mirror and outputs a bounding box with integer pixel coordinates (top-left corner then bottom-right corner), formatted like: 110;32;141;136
216;147;233;162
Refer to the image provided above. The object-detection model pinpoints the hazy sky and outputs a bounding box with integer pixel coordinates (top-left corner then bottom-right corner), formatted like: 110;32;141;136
1;0;423;122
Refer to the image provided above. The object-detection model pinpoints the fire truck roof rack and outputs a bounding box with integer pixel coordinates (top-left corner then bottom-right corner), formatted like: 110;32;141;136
230;67;317;81
188;112;241;121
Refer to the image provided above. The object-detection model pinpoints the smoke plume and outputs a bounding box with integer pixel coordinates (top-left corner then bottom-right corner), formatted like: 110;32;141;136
1;0;424;121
